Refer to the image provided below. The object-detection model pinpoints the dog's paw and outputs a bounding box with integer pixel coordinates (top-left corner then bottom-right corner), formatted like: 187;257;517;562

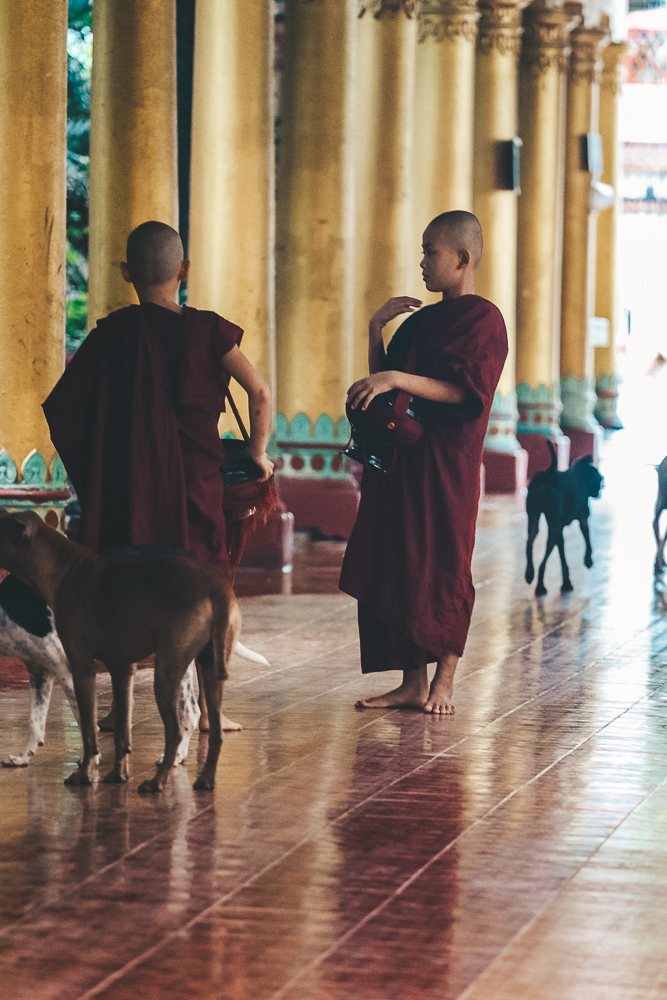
2;755;30;768
137;777;164;794
561;579;574;592
525;568;535;584
535;583;547;597
584;554;593;569
64;767;95;787
193;772;216;791
103;765;130;784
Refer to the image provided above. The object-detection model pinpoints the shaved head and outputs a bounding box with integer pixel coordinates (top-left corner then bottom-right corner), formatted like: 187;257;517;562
426;211;483;268
126;221;184;285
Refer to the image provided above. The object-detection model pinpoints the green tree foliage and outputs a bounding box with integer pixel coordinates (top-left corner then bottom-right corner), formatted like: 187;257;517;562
66;0;92;356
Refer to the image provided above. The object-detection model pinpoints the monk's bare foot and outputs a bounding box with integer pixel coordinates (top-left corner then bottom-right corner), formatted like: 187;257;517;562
355;668;428;710
423;654;458;716
221;713;242;732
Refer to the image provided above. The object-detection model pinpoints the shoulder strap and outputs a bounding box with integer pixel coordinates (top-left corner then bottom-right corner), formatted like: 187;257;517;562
225;384;251;444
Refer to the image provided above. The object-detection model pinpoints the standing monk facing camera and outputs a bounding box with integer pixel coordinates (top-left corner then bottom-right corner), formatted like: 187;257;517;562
43;221;273;730
340;211;507;714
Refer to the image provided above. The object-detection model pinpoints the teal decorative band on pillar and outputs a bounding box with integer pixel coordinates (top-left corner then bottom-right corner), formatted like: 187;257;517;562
484;392;520;452
560;375;599;432
517;383;563;436
594;374;622;430
274;413;353;480
0;448;70;529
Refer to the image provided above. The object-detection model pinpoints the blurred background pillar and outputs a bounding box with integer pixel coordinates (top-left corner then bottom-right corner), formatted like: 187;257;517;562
188;0;276;435
559;9;607;461
0;0;70;525
474;0;528;492
515;0;571;477
594;41;628;430
88;0;178;329
275;0;359;537
355;0;419;379
413;0;479;303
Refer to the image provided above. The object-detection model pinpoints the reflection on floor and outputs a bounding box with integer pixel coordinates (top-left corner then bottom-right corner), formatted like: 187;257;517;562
1;438;667;999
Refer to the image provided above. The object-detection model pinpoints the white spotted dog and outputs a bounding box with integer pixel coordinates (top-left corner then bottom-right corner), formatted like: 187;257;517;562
1;574;81;767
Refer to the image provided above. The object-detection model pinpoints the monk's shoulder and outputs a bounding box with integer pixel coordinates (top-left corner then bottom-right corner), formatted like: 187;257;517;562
454;295;505;330
183;306;242;351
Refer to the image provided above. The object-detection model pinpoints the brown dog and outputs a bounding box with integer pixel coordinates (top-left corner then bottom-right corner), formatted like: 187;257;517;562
0;511;241;793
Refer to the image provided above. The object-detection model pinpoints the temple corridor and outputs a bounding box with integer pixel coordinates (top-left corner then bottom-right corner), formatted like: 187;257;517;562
1;438;667;999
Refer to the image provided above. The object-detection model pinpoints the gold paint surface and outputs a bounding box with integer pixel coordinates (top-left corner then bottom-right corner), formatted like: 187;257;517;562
275;0;357;422
516;3;570;389
88;0;178;330
188;0;276;435
473;2;523;398
559;22;606;380
0;0;68;469
354;12;417;380
594;42;627;381
413;4;477;300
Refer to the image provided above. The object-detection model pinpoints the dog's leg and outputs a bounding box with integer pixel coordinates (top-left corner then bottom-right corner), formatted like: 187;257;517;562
195;659;209;733
138;657;185;793
525;511;540;584
156;661;200;767
103;664;135;784
2;668;54;767
535;528;559;597
557;533;573;592
193;666;224;792
64;662;100;786
578;517;593;569
654;499;667;575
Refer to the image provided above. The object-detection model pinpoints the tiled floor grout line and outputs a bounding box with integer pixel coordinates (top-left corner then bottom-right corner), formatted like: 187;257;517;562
454;770;667;1000
267;685;667;1000
4;603;653;935
73;666;667;999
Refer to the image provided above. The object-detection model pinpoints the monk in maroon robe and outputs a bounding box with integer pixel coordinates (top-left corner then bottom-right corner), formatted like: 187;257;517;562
43;221;273;730
340;211;507;715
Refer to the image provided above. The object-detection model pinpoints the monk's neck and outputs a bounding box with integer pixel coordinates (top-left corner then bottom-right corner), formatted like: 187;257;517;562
441;277;475;300
133;285;183;313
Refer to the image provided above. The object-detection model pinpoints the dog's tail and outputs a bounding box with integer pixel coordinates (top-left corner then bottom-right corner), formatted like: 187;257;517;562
545;439;558;475
234;641;269;667
211;598;242;680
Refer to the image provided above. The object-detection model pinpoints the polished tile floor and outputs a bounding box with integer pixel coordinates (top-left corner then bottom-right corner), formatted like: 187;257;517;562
1;438;667;999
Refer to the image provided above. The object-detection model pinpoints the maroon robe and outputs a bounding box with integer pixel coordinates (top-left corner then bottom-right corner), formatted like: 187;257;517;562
42;303;241;568
339;295;507;670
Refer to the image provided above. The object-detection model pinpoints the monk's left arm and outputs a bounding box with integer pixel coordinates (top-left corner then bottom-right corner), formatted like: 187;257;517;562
347;370;466;411
220;346;273;481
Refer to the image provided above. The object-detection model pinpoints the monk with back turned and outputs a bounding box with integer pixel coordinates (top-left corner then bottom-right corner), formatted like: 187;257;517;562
340;211;507;714
43;221;273;729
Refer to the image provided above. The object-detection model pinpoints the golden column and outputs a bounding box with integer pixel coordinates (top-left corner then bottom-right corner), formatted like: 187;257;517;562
0;0;69;520
473;0;527;492
354;0;419;379
88;0;178;330
414;0;479;303
188;0;275;435
515;0;571;476
275;0;359;537
559;10;607;460
594;41;627;430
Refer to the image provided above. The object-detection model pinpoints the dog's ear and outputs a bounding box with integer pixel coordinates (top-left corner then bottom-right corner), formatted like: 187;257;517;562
7;512;41;547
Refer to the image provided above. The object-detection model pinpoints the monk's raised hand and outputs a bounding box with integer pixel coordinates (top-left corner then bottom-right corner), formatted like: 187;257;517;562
347;372;397;411
370;297;422;331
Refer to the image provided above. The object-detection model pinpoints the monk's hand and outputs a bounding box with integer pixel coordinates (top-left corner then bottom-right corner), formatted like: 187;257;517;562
347;372;399;411
370;297;422;332
246;449;274;482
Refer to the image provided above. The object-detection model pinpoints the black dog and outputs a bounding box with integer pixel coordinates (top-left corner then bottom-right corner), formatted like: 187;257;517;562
653;456;667;575
525;441;604;596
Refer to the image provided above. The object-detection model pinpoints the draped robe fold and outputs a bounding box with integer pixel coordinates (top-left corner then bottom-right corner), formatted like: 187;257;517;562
42;303;241;569
339;295;508;670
